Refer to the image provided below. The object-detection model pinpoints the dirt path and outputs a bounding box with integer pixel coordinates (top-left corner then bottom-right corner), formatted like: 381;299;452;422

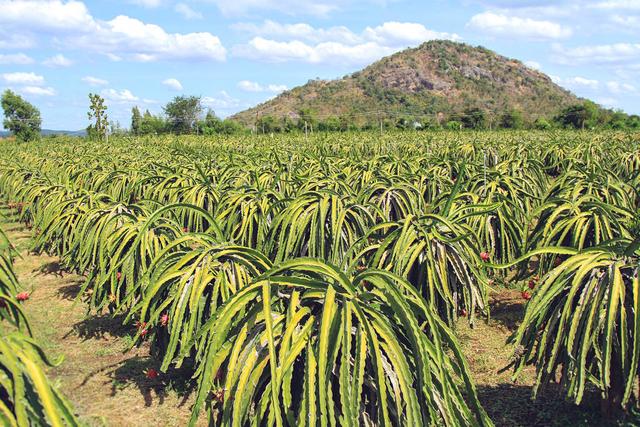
4;216;196;427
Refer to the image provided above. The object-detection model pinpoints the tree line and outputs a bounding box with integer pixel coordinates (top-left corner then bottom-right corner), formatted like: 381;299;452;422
1;89;639;142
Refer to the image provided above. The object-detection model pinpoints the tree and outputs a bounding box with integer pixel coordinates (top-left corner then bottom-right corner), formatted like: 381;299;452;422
533;118;552;130
555;101;599;129
139;110;166;135
627;115;640;129
87;93;108;140
499;109;524;129
163;96;202;134
1;89;41;141
256;115;280;133
460;107;487;129
297;108;318;132
131;106;142;135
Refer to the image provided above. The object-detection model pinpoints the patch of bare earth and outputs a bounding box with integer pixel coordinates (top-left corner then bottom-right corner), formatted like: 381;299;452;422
4;216;203;426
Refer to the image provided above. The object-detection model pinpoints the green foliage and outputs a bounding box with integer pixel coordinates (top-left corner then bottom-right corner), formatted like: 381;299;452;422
131;106;142;135
499;109;524;129
163;96;203;134
86;93;108;141
556;101;600;129
1;90;41;142
1;130;639;423
510;247;640;412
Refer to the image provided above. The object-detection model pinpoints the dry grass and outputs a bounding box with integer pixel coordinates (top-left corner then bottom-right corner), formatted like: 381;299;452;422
3;215;201;427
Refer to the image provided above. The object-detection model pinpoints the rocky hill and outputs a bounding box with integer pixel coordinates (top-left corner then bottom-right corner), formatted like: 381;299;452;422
232;40;580;126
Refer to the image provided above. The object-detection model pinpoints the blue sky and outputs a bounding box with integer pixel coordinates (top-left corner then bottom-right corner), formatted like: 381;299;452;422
0;0;638;130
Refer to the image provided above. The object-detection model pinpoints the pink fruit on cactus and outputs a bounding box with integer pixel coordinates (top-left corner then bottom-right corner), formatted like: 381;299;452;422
160;313;169;327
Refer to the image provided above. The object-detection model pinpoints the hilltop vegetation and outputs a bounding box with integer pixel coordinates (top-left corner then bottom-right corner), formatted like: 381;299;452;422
231;40;591;129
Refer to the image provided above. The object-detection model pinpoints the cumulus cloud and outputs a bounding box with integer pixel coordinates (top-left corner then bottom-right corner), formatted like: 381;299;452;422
202;91;249;116
101;88;139;103
130;0;163;7
175;3;203;20
206;0;338;17
606;81;637;93
20;86;55;96
232;21;460;65
237;80;287;93
0;53;34;65
0;0;226;62
551;75;600;90
467;12;572;39
524;60;541;70
552;43;640;64
589;0;640;10
1;72;45;85
82;76;109;86
162;78;183;91
43;54;72;67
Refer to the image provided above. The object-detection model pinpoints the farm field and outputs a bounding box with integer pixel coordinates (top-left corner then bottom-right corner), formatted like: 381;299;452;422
1;130;639;426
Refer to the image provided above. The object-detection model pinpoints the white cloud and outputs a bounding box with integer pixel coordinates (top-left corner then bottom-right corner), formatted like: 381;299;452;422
0;32;35;49
363;22;462;46
1;72;45;85
202;91;248;116
237;80;263;92
231;21;362;44
524;60;541;70
0;0;94;32
42;54;72;67
552;43;640;64
467;12;572;39
606;81;637;93
590;0;640;10
551;75;600;90
82;76;109;86
162;78;183;91
232;21;460;65
0;53;34;65
237;80;287;93
0;1;226;62
234;37;396;65
130;0;163;7
566;76;599;89
175;3;203;20
101;88;139;103
609;14;640;29
234;20;459;46
20;86;55;96
595;96;619;107
206;0;338;17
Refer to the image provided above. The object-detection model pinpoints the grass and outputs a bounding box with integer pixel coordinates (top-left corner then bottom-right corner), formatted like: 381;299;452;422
2;209;638;426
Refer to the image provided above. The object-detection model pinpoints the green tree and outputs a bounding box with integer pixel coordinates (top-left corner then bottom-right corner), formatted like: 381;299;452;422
1;89;41;141
533;117;552;130
163;95;202;134
627;115;640;129
297;108;318;132
499;109;524;129
87;93;108;140
556;101;599;129
139;110;166;135
460;107;487;129
445;120;463;130
256;115;281;133
131;106;142;135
